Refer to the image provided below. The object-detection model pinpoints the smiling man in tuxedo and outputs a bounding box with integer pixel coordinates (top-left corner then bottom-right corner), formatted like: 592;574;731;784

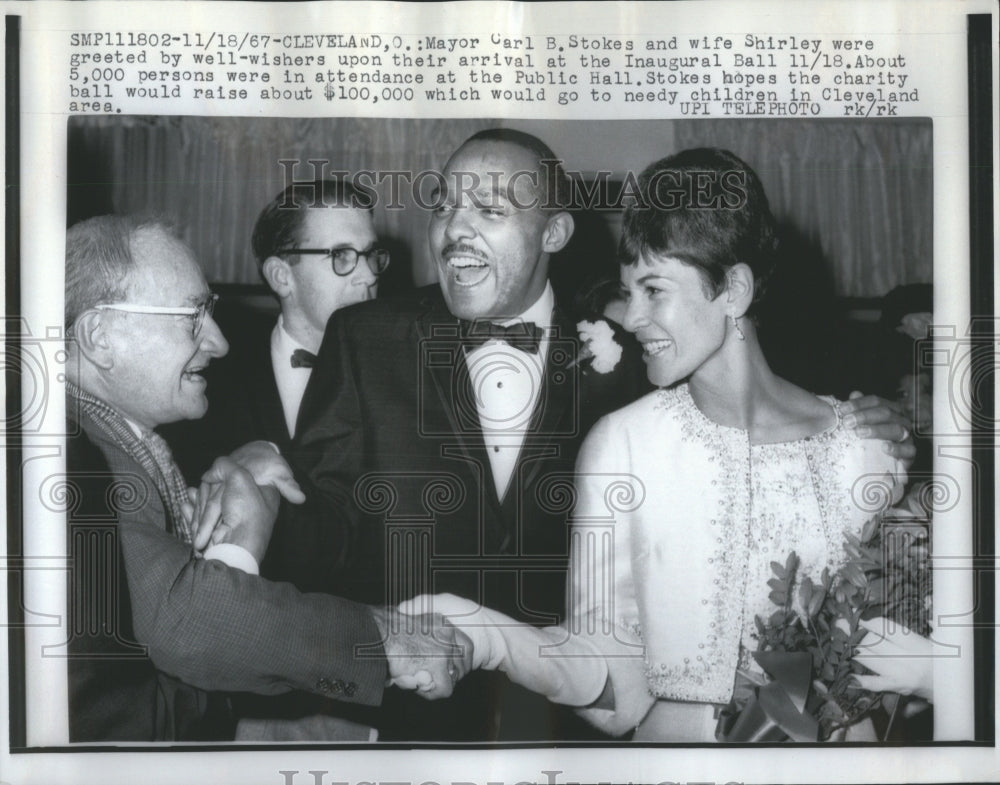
282;129;645;741
282;128;914;742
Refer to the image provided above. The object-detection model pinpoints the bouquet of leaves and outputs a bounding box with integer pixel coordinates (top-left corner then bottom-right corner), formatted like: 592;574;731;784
720;510;931;741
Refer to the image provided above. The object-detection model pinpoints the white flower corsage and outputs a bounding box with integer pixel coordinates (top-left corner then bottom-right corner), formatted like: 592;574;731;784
896;312;933;341
575;319;623;374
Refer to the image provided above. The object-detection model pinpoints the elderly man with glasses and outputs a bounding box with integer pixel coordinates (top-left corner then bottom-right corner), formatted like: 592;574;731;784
62;214;466;742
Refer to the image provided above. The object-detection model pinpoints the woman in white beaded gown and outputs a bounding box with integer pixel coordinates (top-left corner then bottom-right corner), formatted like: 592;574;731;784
402;148;906;741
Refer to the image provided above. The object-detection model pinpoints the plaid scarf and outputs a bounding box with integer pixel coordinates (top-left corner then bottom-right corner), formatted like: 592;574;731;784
67;381;194;544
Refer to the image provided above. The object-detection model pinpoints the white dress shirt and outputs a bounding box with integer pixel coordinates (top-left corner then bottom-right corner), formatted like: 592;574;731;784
271;314;314;439
464;282;554;500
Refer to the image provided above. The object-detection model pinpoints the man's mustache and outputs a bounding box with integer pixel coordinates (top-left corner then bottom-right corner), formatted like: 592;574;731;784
442;243;488;261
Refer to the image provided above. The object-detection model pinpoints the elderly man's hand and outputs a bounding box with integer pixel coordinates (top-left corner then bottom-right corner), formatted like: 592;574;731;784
192;456;280;561
227;440;306;504
840;392;917;466
370;607;473;700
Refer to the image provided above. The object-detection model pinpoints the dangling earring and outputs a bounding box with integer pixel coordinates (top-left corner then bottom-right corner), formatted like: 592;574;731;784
731;315;745;341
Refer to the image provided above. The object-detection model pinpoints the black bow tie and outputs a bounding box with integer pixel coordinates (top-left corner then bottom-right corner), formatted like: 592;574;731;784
460;320;543;354
290;348;317;369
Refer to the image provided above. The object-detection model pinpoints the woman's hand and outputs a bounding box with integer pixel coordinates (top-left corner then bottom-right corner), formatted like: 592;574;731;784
398;594;610;708
851;617;933;701
373;604;474;699
398;594;489;669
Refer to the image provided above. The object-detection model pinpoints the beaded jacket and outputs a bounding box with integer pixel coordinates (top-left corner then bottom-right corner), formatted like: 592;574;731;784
569;384;905;733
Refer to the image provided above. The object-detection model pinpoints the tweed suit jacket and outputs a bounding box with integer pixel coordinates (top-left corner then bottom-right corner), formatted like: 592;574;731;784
65;399;386;741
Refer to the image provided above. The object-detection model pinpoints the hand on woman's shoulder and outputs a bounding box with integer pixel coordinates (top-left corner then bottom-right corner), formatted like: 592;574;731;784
751;378;841;444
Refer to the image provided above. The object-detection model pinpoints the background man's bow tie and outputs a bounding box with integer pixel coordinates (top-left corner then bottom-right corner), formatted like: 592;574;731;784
460;320;543;354
290;348;318;368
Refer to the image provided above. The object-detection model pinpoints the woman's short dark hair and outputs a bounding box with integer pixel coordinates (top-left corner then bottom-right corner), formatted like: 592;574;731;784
619;147;778;317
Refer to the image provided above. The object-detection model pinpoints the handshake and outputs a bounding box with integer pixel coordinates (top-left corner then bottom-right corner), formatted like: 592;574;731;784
383;594;611;708
178;443;477;700
177;444;606;707
371;605;474;701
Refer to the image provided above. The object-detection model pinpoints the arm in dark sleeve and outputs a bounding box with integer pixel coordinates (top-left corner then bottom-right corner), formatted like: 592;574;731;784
269;309;367;593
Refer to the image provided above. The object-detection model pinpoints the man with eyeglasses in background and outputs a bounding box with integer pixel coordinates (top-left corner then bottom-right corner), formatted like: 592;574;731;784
174;179;388;470
62;214;464;742
253;178;387;445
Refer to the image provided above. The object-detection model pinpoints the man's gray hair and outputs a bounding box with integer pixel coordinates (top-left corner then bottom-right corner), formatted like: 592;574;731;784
65;214;178;329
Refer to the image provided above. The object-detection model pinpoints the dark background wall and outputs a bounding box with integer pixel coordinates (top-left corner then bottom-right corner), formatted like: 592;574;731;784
67;117;931;292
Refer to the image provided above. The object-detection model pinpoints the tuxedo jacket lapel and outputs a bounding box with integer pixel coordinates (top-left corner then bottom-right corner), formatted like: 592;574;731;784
256;338;293;447
516;308;580;492
416;299;473;453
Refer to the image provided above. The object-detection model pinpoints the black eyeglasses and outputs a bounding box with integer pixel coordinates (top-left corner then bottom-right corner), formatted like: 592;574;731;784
95;293;219;338
276;246;390;277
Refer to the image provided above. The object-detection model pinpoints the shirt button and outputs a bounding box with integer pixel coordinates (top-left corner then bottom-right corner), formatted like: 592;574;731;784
497;381;504;388
493;446;500;452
